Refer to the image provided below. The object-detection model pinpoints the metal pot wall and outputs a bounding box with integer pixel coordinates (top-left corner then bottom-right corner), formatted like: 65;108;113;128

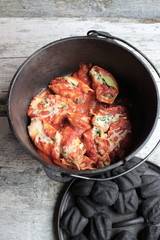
7;31;159;182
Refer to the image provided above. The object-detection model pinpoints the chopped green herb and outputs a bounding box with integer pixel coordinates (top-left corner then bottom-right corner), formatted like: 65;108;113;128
75;98;81;104
94;114;111;125
61;105;68;109
104;94;113;99
91;69;117;88
93;127;102;137
71;82;77;87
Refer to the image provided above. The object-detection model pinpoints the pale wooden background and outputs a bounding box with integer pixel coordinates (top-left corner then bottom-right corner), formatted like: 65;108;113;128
0;0;160;19
0;2;160;240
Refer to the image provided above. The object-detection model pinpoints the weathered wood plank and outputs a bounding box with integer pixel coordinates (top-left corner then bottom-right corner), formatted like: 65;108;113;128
0;58;26;102
0;18;160;60
0;0;160;18
0;116;65;240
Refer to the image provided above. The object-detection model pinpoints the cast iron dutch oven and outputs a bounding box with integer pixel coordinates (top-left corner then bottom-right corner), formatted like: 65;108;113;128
7;30;160;182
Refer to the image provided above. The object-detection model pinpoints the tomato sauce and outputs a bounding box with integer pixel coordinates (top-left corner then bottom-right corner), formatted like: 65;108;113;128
27;64;132;170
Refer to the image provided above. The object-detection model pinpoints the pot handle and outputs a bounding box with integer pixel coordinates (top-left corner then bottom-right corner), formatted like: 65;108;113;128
64;30;160;181
43;167;72;182
87;30;160;79
68;139;160;181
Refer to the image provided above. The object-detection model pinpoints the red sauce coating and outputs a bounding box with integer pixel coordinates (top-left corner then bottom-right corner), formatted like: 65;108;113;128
27;64;132;170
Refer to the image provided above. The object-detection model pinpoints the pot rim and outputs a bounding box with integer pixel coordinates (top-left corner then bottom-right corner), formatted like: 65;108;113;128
7;34;160;176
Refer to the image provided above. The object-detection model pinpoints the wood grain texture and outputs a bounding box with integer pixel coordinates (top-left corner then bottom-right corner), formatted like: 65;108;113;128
0;58;25;102
0;0;160;18
0;116;65;240
0;18;160;240
0;18;160;59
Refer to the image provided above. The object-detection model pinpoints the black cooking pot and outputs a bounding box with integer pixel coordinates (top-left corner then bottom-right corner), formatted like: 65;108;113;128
7;30;160;182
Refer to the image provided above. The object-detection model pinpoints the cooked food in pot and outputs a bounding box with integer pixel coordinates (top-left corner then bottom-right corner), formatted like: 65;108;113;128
27;64;132;170
90;65;119;104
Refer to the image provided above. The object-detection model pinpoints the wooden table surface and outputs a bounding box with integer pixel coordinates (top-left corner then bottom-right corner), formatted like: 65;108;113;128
0;3;160;239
